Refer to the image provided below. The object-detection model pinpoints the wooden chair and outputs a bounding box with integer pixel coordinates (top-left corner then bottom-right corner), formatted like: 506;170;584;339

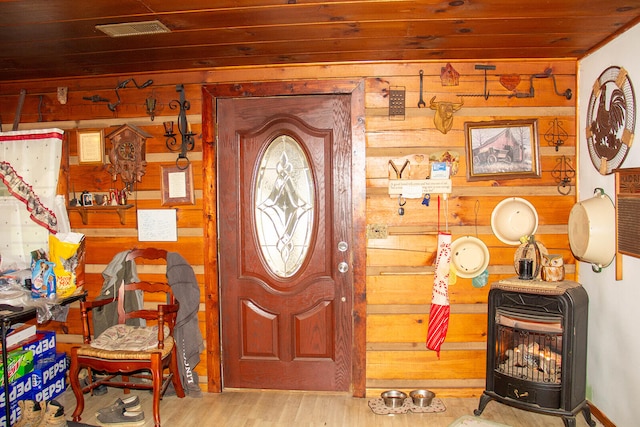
69;248;185;427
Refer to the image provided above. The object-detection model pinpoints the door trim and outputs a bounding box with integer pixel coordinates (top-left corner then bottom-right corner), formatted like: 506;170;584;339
202;80;366;396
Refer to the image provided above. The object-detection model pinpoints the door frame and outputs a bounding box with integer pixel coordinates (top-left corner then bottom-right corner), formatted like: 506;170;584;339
201;80;366;397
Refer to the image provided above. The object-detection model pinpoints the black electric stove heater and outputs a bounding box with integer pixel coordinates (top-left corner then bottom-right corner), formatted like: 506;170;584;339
474;283;595;427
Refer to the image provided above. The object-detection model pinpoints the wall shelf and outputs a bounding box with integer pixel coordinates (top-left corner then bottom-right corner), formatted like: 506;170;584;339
67;204;133;225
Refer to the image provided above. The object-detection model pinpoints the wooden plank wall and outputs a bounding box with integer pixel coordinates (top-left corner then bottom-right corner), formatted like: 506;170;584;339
0;59;577;397
363;61;576;398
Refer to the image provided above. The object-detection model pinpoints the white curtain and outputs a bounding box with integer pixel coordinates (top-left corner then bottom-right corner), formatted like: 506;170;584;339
0;128;63;269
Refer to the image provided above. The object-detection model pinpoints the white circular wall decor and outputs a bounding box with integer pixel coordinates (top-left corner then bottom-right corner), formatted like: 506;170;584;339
585;66;636;175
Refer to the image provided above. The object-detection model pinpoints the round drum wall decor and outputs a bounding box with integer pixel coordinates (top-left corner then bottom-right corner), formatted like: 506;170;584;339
585;66;636;175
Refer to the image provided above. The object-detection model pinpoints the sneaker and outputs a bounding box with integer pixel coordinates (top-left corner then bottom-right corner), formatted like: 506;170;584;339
36;400;67;427
15;400;46;427
96;395;142;416
96;410;145;426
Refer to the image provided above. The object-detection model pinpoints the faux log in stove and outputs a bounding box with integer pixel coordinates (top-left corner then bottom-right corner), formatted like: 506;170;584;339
474;280;595;427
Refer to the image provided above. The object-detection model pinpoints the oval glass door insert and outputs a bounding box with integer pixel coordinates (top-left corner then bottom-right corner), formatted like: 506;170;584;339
255;134;314;278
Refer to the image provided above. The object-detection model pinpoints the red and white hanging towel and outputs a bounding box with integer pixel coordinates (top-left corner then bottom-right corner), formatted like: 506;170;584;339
426;232;452;358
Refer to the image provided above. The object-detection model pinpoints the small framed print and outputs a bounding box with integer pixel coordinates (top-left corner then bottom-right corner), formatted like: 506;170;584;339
81;193;93;206
161;163;195;206
77;129;104;164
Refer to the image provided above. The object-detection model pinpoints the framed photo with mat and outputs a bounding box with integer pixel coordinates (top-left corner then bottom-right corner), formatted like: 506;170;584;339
77;129;104;164
465;119;540;181
160;163;195;206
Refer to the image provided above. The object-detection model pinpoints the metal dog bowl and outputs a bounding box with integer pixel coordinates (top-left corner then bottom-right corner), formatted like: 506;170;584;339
409;389;435;407
380;390;407;408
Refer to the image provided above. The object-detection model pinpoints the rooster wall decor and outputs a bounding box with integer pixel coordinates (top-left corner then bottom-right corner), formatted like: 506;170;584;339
585;66;636;175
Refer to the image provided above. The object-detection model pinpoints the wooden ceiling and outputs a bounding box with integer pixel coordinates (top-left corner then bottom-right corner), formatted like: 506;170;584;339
1;0;640;82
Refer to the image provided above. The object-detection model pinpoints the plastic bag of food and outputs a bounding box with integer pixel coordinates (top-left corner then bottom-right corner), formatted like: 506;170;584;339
48;232;85;297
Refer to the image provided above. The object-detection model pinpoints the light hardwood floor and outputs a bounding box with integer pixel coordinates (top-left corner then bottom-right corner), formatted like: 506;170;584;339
56;387;603;427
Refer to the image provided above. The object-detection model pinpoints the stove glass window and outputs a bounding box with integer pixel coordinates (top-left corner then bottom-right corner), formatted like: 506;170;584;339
494;310;563;383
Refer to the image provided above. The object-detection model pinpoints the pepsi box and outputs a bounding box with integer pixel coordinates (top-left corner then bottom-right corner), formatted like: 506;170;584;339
21;330;56;362
0;372;33;410
0;401;21;426
31;352;66;392
32;371;66;403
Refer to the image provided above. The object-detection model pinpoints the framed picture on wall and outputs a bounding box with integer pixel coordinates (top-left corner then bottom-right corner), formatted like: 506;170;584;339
160;163;195;206
464;119;540;181
77;129;104;164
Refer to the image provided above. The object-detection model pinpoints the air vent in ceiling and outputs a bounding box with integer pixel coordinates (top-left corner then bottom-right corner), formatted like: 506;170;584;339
96;20;171;37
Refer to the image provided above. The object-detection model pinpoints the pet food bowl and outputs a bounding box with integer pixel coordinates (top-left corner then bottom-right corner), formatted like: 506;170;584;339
409;389;435;407
380;390;407;407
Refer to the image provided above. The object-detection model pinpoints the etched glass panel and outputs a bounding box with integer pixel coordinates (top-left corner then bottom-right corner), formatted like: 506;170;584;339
255;135;314;277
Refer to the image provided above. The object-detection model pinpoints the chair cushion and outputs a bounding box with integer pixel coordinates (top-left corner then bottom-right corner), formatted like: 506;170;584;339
90;324;171;351
75;336;174;360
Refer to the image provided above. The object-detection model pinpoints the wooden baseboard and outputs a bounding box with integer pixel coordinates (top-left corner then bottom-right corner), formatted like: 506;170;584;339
589;401;616;427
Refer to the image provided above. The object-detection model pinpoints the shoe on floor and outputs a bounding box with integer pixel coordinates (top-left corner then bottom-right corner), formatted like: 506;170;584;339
96;410;145;426
96;395;142;416
36;400;67;427
93;384;108;396
14;400;46;427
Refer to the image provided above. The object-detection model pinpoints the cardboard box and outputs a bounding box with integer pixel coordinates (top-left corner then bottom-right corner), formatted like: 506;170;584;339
0;401;21;426
31;352;66;392
21;330;56;362
32;371;66;402
0;371;33;410
0;349;34;383
1;323;37;350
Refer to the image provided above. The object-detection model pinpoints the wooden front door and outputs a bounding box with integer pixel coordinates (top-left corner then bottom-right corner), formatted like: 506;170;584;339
217;94;353;391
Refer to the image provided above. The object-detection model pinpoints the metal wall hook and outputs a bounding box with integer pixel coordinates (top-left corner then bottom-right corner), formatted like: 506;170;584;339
476;64;496;100
544;118;568;151
552;155;575;195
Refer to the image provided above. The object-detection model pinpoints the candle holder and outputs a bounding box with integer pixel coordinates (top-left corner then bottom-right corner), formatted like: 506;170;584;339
164;84;195;169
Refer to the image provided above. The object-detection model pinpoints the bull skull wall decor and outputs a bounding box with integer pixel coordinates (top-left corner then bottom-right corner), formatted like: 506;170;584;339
430;96;464;134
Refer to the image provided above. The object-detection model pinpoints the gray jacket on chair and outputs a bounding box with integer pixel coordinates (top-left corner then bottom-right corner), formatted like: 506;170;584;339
92;250;142;337
167;252;204;395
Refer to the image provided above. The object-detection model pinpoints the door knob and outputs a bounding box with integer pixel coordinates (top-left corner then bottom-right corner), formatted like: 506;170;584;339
338;262;349;273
